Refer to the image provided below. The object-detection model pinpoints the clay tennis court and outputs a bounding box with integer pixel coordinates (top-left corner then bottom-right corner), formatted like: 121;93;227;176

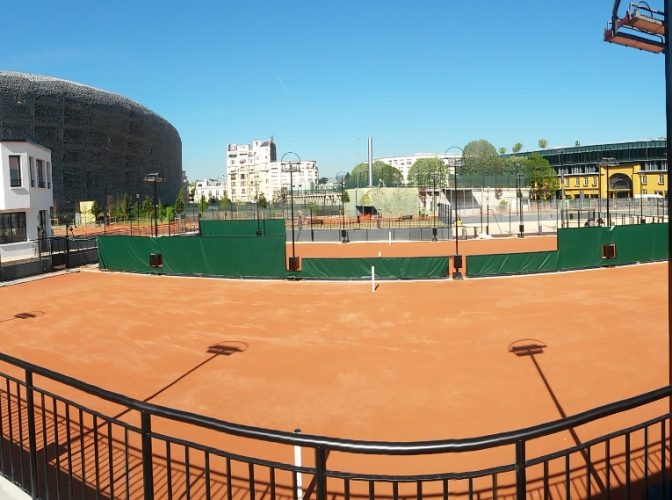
0;238;668;498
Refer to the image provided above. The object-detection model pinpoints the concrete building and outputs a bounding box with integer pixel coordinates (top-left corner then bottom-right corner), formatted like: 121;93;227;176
521;140;668;200
0;140;53;261
193;178;227;203
375;153;462;185
226;138;319;203
0;71;182;218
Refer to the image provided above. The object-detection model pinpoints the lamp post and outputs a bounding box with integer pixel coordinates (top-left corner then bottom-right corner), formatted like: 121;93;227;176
143;173;164;238
599;158;617;226
515;164;525;238
431;171;438;241
136;193;140;235
604;0;672;415
254;176;261;236
281;152;301;271
444;146;464;279
639;173;646;223
336;171;349;243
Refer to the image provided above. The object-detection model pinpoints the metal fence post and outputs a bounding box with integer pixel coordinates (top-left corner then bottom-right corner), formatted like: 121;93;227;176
515;439;526;500
25;370;39;499
315;446;327;500
141;411;155;500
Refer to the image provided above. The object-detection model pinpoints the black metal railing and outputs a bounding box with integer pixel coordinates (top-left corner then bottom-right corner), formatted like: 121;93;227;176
0;350;670;499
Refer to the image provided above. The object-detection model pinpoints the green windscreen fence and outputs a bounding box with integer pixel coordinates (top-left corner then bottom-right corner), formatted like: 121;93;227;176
300;257;449;280
200;219;286;237
468;224;668;278
98;235;287;278
466;251;559;277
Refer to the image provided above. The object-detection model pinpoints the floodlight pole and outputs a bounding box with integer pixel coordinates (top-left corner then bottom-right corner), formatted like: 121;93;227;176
281;152;301;271
432;172;438;241
445;146;463;279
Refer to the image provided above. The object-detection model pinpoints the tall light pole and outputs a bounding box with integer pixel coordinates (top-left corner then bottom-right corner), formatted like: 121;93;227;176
599;158;617;226
281;152;301;271
254;175;261;236
143;173;164;238
445;146;464;279
515;163;525;238
604;0;672;416
336;171;349;243
432;171;438;241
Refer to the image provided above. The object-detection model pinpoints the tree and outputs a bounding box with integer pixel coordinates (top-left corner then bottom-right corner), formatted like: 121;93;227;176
575;140;581;147
318;177;329;185
348;161;403;188
175;188;185;214
538;138;548;149
462;140;502;176
512;143;523;153
407;158;448;187
257;193;268;210
207;194;218;205
499;147;507;155
199;195;206;214
219;195;232;210
90;200;101;218
142;196;153;216
341;190;350;203
524;153;559;200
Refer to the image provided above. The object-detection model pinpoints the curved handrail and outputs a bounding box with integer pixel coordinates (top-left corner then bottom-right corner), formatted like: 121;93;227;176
1;350;669;455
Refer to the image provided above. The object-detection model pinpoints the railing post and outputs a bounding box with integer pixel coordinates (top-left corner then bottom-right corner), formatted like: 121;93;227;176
25;370;39;499
515;439;526;500
315;446;327;500
141;410;154;500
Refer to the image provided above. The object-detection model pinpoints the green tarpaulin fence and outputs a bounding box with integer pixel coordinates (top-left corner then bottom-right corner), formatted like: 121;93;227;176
300;257;449;280
98;235;287;278
199;219;285;237
468;224;668;278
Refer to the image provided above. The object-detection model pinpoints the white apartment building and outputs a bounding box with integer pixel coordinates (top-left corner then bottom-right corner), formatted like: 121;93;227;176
376;153;462;185
193;178;227;203
226;138;319;202
0;140;53;261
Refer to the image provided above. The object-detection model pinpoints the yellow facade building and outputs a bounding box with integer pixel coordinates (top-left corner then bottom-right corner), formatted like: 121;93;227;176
561;163;668;200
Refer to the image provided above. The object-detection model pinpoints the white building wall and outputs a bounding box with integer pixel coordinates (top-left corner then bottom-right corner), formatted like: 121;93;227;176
0;140;54;261
193;179;227;202
376;153;461;185
226;139;319;202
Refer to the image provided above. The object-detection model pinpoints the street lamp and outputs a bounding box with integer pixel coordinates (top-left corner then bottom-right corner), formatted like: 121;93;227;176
432;171;439;241
281;152;301;271
336;171;349;243
254;175;261;236
599;158;617;226
143;173;164;238
136;193;140;235
639;172;646;223
515;163;525;238
444;146;464;279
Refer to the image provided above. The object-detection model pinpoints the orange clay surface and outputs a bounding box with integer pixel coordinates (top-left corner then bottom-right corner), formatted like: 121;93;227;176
290;234;557;259
0;253;668;495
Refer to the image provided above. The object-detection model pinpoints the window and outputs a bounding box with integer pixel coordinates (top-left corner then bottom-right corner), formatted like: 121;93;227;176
643;188;648;194
659;175;665;185
0;212;27;243
583;177;588;187
641;175;647;185
36;159;45;188
574;178;580;187
592;177;597;187
564;178;569;187
29;157;35;187
47;162;52;188
9;156;22;187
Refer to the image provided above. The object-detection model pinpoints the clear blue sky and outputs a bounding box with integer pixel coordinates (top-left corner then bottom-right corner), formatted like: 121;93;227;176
3;1;666;180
